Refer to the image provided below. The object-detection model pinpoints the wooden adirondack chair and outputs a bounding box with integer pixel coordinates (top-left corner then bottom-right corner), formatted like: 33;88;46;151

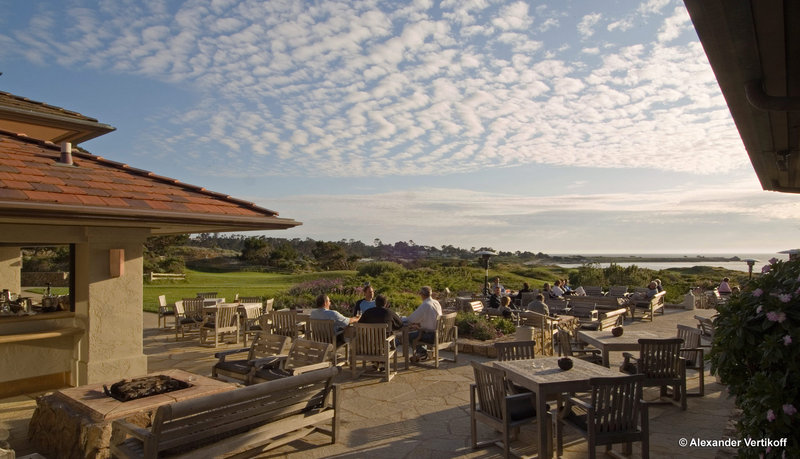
250;338;332;383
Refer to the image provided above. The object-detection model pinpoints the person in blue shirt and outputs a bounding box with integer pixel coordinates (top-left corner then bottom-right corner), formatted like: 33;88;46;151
351;283;376;316
311;294;358;341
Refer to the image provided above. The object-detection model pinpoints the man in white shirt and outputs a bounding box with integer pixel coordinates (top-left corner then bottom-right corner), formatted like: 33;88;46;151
405;286;442;361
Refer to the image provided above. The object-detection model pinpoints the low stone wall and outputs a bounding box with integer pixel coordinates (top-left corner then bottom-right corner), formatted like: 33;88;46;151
21;272;69;288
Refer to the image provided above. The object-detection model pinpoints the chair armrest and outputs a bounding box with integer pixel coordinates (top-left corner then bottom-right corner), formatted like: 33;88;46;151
252;355;287;368
214;348;250;360
291;361;333;375
112;419;152;442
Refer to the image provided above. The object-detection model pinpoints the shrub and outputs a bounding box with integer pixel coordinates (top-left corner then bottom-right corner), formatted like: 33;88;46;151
709;257;799;458
357;261;405;277
455;312;514;341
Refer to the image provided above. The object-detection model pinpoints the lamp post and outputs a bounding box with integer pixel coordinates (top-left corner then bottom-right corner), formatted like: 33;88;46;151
476;251;497;297
743;258;758;280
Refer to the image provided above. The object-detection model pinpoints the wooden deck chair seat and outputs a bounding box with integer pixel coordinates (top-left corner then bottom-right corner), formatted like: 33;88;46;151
212;333;292;384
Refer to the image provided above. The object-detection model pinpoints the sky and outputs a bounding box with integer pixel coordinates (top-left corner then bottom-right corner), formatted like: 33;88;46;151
1;0;799;255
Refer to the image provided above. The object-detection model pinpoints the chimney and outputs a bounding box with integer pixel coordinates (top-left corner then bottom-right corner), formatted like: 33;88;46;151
60;142;73;165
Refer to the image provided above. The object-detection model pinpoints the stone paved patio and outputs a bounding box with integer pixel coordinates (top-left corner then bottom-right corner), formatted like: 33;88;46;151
1;306;737;458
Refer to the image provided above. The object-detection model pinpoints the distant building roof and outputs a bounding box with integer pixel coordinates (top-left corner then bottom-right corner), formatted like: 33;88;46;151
0;91;115;144
0;131;300;234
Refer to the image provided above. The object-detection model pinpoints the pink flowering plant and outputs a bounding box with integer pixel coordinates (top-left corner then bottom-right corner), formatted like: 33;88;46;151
709;258;799;457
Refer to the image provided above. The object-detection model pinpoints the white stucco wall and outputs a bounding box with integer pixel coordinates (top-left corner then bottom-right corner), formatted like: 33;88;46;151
0;223;149;387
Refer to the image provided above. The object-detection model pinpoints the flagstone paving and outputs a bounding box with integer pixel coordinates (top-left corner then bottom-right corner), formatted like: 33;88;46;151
1;306;736;458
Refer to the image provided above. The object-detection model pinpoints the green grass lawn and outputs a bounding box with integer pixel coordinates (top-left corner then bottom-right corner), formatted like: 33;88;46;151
143;269;355;313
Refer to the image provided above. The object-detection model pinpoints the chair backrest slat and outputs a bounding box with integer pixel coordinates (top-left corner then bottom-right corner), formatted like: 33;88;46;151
495;340;536;361
353;323;389;355
269;309;299;337
285;338;332;369
589;375;644;435
470;361;510;421
637;338;683;378
307;319;337;345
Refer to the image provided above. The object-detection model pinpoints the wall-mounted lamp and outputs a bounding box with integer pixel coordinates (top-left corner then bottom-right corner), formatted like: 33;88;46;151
109;249;124;278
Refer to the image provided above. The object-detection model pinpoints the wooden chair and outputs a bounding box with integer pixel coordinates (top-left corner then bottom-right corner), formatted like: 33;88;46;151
240;303;265;346
200;304;240;347
621;338;687;410
494;340;536;361
250;338;332;383
583;286;604;296
197;292;218;299
580;308;626;331
632;291;666;321
174;300;203;340
238;296;262;306
694;315;714;346
677;324;705;397
212;333;292;384
517;311;556;356
264;298;274;313
470;361;547;458
607;285;630;298
268;309;301;338
412;311;458;368
555;375;649;459
156;295;173;329
350;323;398;382
556;326;603;365
307;318;349;366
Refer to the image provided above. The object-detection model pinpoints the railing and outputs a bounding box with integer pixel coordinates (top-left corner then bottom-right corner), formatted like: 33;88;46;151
148;272;186;282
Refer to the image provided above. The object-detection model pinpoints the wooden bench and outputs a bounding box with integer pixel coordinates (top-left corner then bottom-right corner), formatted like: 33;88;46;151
631;291;666;321
110;367;340;458
469;300;485;315
579;308;627;331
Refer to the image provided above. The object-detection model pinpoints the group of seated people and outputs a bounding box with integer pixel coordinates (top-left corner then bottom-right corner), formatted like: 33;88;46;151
309;283;443;362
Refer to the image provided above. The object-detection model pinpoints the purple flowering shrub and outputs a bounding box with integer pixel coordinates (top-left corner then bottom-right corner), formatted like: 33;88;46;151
709;258;799;458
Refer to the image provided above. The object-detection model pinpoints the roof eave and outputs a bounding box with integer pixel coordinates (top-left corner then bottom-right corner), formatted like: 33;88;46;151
0;200;302;235
0;105;116;144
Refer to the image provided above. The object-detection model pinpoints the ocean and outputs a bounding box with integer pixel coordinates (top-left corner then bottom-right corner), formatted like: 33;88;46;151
553;253;791;273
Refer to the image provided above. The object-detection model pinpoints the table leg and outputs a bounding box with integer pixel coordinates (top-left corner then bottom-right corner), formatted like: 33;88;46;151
537;388;551;458
603;349;610;367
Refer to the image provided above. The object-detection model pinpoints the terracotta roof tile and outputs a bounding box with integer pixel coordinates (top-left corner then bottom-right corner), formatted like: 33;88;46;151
0;188;27;200
0;131;287;221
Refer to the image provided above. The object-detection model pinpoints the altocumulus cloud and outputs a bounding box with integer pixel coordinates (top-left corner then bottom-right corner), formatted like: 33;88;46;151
3;0;749;178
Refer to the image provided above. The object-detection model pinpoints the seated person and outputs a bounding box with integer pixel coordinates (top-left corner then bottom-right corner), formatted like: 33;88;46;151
359;294;403;333
351;283;376;316
550;280;565;298
486;295;515;319
515;282;532;306
488;286;503;310
311;294;358;344
718;277;732;295
654;278;664;292
561;279;575;295
492;277;506;295
404;286;442;362
632;281;660;301
525;293;550;316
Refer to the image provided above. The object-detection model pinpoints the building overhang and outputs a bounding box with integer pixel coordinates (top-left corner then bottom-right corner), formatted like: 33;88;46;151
684;0;800;192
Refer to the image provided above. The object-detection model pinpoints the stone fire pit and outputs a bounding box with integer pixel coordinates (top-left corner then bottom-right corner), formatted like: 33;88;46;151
28;369;235;459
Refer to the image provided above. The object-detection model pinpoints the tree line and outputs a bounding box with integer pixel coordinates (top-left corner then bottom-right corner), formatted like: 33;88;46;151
144;233;555;273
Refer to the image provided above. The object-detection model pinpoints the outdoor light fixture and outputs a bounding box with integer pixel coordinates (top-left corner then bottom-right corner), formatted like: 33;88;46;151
743;258;758;280
776;150;791;172
476;250;497;297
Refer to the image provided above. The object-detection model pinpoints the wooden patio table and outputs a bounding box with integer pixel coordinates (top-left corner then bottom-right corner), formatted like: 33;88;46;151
576;329;670;367
493;357;621;459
